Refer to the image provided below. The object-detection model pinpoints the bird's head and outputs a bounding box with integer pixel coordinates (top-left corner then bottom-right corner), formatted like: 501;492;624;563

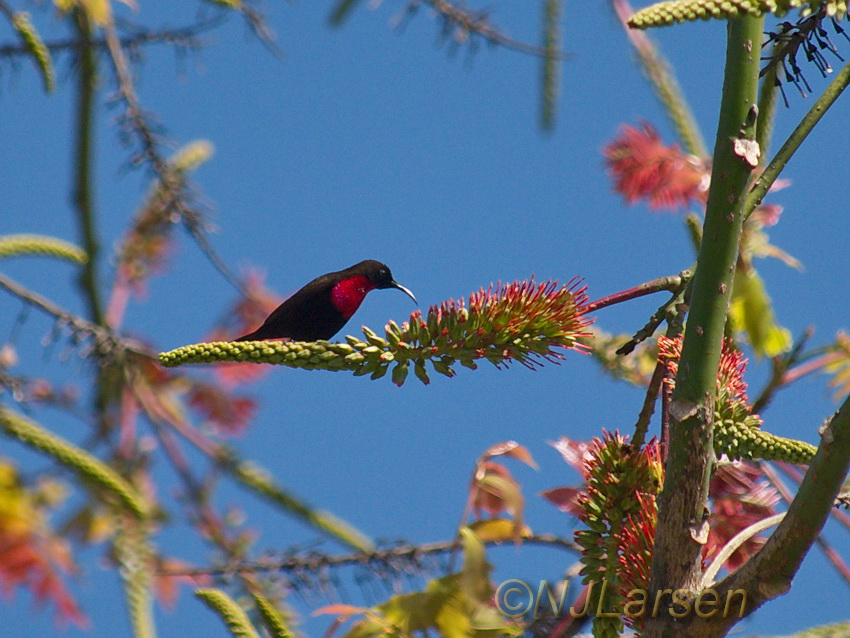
356;260;417;304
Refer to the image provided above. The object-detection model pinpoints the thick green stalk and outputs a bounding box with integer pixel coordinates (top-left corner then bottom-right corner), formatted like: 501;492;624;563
646;16;763;636
73;9;104;326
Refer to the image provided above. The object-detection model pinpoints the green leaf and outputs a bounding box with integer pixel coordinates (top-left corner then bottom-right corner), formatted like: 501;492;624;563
459;527;492;604
252;591;295;638
467;517;532;542
80;0;111;25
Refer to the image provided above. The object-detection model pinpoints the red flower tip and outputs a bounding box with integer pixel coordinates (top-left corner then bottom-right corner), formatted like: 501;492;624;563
658;335;750;406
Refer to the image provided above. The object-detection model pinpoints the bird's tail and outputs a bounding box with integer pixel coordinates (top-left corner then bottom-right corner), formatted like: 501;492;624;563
233;329;262;342
233;327;290;342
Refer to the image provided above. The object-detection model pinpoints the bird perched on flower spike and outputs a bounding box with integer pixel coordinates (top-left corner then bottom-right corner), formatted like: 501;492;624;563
160;278;594;386
235;260;417;342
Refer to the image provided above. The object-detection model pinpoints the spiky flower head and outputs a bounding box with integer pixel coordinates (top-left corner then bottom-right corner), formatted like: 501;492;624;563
616;492;657;629
571;433;662;637
657;335;817;462
160;278;593;386
658;334;749;412
603;122;708;211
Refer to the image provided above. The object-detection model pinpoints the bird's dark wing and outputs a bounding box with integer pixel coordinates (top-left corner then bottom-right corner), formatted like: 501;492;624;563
234;271;348;341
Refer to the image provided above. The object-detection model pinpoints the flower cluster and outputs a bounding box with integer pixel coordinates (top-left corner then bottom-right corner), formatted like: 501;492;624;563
657;335;817;462
571;433;663;637
0;458;86;627
160;278;593;386
628;0;846;30
603;122;708;211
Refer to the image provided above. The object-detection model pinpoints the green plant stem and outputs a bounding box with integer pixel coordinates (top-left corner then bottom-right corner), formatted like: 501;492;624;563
755;61;779;162
540;0;562;131
646;16;763;637
746;57;850;220
72;9;104;326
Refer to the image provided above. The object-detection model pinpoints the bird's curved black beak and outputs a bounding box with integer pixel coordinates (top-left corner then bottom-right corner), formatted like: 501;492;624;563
390;281;418;305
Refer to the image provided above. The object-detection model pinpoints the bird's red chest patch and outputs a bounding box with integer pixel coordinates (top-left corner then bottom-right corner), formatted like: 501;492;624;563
330;275;377;319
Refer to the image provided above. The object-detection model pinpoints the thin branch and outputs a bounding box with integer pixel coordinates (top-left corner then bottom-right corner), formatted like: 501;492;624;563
0;21;220;59
416;0;568;59
615;272;691;356
0;271;153;360
157;533;580;579
631;358;666;452
775;461;850;533
762;461;850;585
101;21;255;302
585;271;688;314
745;56;850;221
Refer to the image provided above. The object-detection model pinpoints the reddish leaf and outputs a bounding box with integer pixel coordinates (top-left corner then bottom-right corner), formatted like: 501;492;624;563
313;603;367;618
471;463;515;516
481;441;539;469
540;486;584;518
0;534;87;628
549;437;593;475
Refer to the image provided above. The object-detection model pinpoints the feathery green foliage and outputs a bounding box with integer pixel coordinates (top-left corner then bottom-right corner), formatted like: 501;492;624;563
0;407;149;518
629;0;847;29
252;591;296;638
195;588;261;638
114;518;156;638
0;234;87;264
9;12;54;93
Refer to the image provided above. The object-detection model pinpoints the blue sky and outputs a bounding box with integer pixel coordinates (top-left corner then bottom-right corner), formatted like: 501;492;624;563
1;1;849;636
